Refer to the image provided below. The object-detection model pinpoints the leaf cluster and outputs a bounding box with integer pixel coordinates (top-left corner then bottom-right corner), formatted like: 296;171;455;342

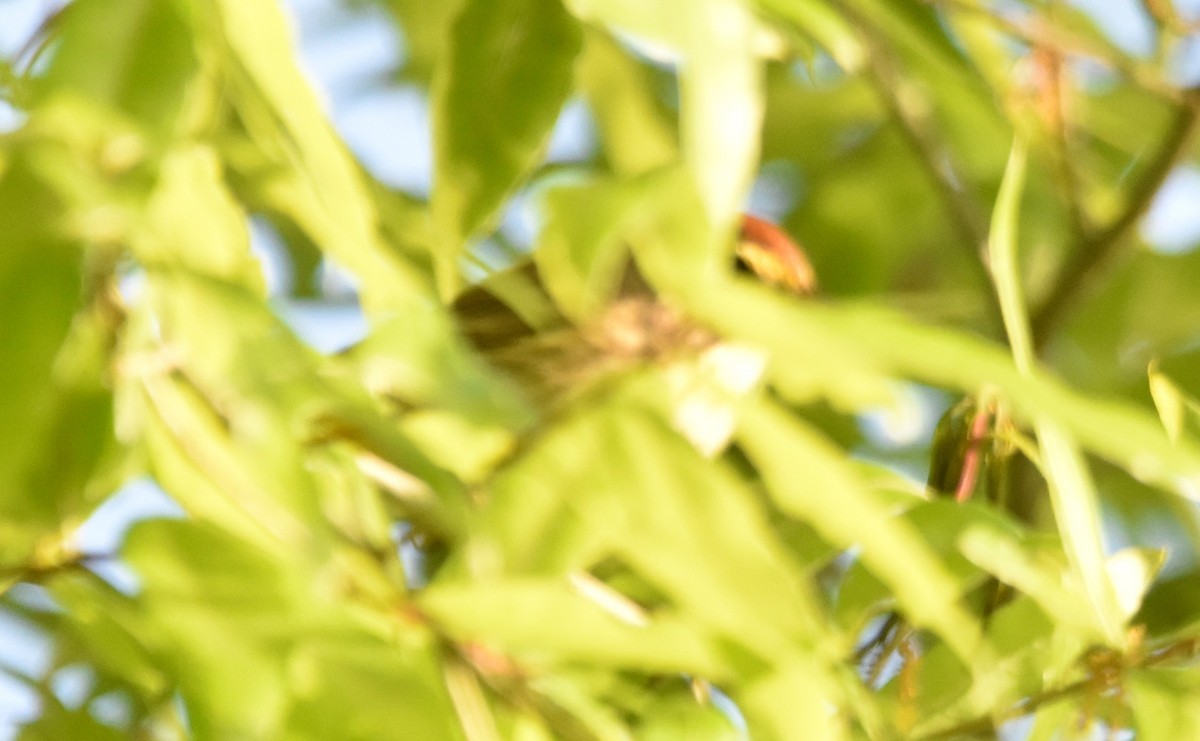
2;0;1200;739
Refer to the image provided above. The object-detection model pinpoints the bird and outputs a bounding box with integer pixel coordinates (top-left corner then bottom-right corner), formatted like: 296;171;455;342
450;214;816;407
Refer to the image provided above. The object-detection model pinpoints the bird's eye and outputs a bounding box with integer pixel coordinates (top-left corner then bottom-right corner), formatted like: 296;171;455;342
733;251;756;276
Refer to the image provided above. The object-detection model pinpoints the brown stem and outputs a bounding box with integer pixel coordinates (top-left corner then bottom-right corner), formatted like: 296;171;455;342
925;0;1190;105
842;5;1006;336
915;636;1200;740
1031;99;1200;351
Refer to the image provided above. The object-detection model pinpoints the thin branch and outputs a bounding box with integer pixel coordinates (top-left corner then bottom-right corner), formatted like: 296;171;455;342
446;636;604;741
926;0;1190;106
915;636;1200;740
1031;98;1200;350
0;552;117;599
0;553;106;580
1029;43;1090;241
844;8;1006;334
861;32;991;251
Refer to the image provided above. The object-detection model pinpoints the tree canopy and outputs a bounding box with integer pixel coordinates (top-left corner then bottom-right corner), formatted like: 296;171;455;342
2;0;1200;738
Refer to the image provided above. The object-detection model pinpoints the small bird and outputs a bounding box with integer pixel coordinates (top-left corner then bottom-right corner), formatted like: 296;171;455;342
452;214;815;406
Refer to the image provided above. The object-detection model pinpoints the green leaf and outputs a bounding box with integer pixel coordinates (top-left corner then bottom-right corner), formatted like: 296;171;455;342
39;0;198;136
135;370;316;549
754;0;864;70
205;0;430;314
1150;352;1200;446
837;496;995;631
956;527;1095;635
1129;669;1200;739
1105;546;1164;622
989;136;1125;645
735;655;845;740
18;705;130;741
420;578;729;678
131;145;264;293
533;175;655;321
988;138;1034;372
379;0;468;85
0;160;85;560
1058;249;1200;394
576;31;677;176
638;694;744;739
280;638;464;741
123;519;458;740
1025;700;1082;741
343;302;535;432
564;0;765;227
46;574;167;701
125;270;470;542
907;593;1075;735
685;271;1200;602
123;520;310;738
736;397;981;661
1137;566;1200;637
685;282;895;410
477;387;834;665
431;0;583;296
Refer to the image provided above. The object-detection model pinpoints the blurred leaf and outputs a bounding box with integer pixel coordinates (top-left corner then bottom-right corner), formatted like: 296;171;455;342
476;385;834;665
818;304;1200;495
1129;668;1200;738
565;0;765;227
139;279;326;531
205;0;430;314
1058;250;1200;395
123;519;457;740
988;137;1034;367
684;283;895;410
1074;85;1177;219
378;0;467;85
909;597;1067;736
837;495;994;633
576;31;677;176
939;2;1015;105
46;574;165;702
850;0;1010;176
1138;566;1200;637
1150;360;1193;442
638;694;743;740
420;578;729;678
431;0;582;296
128;270;470;540
280;638;464;741
755;0;863;70
737;396;981;660
1025;700;1079;741
400;410;516;484
957;527;1098;636
135;369;315;550
533;175;651;321
0;160;85;560
18;704;129;741
123;520;311;737
131;145;264;293
1106;546;1165;621
343;302;536;432
989;135;1124;644
735;655;845;740
4;0;1200;736
39;0;197;136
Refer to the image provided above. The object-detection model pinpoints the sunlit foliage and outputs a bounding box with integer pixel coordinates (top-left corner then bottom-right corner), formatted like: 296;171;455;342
2;0;1200;738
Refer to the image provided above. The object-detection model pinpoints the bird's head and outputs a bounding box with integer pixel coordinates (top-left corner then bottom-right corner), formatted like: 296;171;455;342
735;214;816;296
